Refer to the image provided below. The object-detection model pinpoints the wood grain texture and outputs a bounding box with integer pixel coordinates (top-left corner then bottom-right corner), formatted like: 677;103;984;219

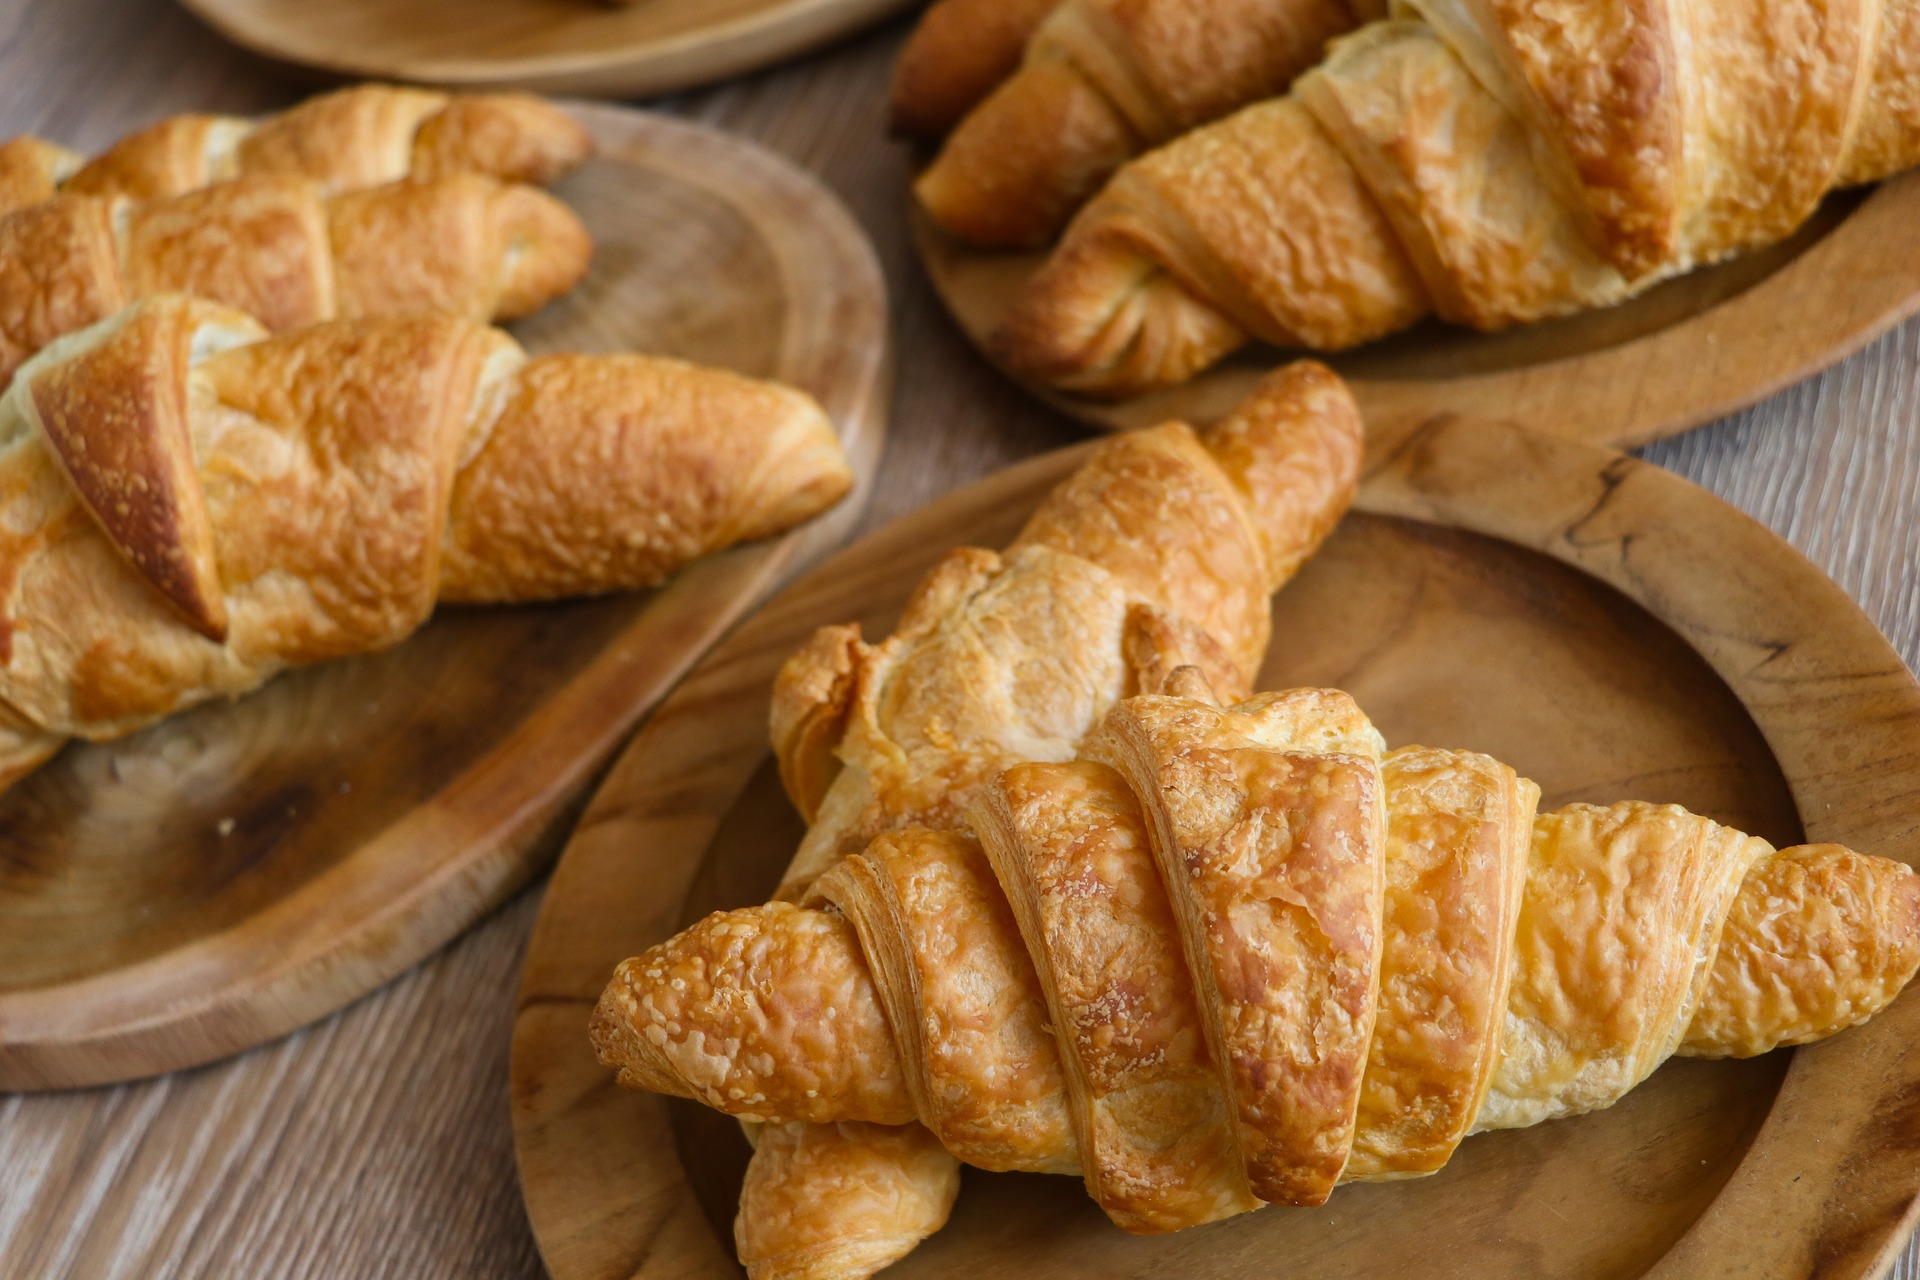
0;102;891;1091
2;1;1919;1278
176;0;919;97
914;180;1920;448
509;414;1920;1279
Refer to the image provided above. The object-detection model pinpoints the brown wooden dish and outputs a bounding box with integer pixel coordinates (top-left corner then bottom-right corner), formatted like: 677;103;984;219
177;0;918;98
0;104;890;1092
915;174;1920;448
510;411;1920;1279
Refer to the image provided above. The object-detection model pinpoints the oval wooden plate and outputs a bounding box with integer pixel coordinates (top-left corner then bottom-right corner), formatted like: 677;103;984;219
177;0;917;98
511;412;1920;1279
916;172;1920;448
0;104;890;1093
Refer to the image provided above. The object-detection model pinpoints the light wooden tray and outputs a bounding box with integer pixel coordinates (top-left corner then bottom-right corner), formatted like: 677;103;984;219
916;173;1920;447
511;413;1920;1279
0;104;889;1092
177;0;917;97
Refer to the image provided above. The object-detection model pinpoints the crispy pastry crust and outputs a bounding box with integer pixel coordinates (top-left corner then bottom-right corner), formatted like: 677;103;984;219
816;828;1079;1173
1475;802;1773;1130
437;353;849;604
915;0;1361;248
1681;842;1920;1056
590;901;914;1124
120;178;335;336
735;1121;960;1280
0;174;589;388
1349;746;1536;1177
66;115;244;205
977;758;1258;1230
24;300;235;639
1095;688;1386;1205
0;138;81;219
889;0;1066;137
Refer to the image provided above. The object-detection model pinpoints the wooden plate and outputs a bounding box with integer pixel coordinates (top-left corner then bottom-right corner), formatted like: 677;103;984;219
510;412;1920;1279
177;0;917;98
915;173;1920;448
0;104;890;1092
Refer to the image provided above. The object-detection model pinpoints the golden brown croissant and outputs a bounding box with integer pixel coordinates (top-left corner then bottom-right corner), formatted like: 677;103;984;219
0;173;591;389
890;0;1067;138
994;0;1920;396
0;85;592;220
770;359;1363;898
592;361;1364;1279
596;681;1920;1263
914;0;1379;248
0;294;852;794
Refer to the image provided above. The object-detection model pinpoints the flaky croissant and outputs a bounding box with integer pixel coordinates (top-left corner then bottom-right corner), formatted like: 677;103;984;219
994;0;1920;396
770;359;1363;899
0;173;591;389
0;85;592;220
593;361;1364;1279
914;0;1379;248
596;680;1920;1259
0;295;852;794
889;0;1066;138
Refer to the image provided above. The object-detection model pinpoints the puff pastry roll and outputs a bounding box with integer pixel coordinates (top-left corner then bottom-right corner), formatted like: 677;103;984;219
914;0;1379;248
995;0;1920;395
0;295;851;792
769;359;1363;897
592;360;1366;1280
890;0;1067;138
0;173;590;388
0;85;591;219
596;684;1920;1264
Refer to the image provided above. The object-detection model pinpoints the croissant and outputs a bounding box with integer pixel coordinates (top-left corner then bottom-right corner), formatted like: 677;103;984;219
0;85;592;220
769;359;1363;898
993;0;1920;396
889;0;1066;138
913;0;1380;248
590;361;1363;1279
0;173;590;390
0;294;852;794
595;680;1920;1265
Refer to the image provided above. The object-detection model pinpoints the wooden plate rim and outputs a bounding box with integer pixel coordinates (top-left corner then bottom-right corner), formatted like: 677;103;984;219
511;412;1920;1279
913;171;1920;450
176;0;920;97
0;103;891;1092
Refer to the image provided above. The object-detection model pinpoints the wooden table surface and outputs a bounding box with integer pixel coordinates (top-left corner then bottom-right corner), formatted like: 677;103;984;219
0;0;1916;1275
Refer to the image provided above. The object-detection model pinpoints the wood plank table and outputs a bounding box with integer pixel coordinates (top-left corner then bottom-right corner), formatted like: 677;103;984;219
1;0;1917;1273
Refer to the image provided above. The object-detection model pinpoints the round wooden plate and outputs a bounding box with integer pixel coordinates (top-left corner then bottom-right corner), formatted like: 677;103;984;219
0;104;890;1092
177;0;917;98
511;412;1920;1279
915;172;1920;448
